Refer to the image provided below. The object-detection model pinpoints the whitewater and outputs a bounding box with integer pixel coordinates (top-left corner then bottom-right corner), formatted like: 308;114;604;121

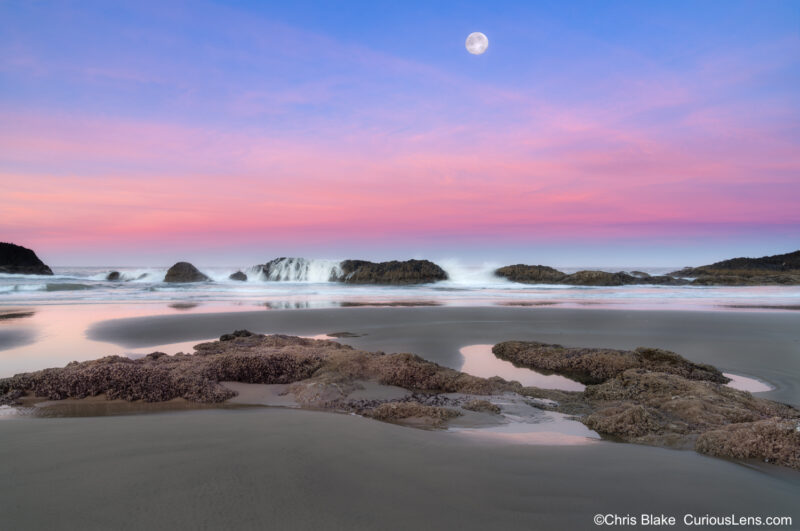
1;258;799;311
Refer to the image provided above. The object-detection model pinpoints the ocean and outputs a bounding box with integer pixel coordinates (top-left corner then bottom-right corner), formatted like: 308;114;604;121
1;258;799;311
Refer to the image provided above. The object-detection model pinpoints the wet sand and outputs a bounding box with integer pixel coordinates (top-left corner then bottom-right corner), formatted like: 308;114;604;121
1;408;798;531
2;306;799;529
87;306;800;406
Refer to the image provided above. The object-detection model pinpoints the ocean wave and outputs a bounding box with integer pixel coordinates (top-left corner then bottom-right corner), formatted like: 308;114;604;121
436;259;507;286
123;269;166;282
0;284;44;293
0;273;83;281
250;258;344;282
0;263;798;311
45;283;94;292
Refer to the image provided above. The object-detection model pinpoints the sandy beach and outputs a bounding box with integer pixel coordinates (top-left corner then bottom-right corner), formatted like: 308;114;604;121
2;407;799;531
1;305;798;529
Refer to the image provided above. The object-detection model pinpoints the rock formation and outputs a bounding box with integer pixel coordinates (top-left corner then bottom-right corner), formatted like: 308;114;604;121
493;341;728;385
3;333;798;468
462;399;502;414
0;332;514;404
229;271;247;281
106;271;121;281
0;332;513;428
163;262;210;283
362;401;462;428
493;340;800;469
0;242;53;275
254;257;448;284
337;259;448;284
495;264;687;286
496;251;800;285
494;264;566;283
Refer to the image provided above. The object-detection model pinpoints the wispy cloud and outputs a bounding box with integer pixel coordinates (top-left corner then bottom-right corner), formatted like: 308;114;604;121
0;1;798;262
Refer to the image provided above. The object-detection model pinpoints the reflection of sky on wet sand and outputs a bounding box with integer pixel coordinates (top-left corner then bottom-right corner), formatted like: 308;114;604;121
459;344;585;392
454;424;600;446
453;405;601;446
0;303;252;377
723;373;774;393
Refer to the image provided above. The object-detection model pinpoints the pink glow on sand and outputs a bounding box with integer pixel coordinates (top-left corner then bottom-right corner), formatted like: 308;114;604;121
459;345;585;391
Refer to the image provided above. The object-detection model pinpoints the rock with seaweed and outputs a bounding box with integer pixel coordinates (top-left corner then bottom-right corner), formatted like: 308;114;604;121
493;339;800;468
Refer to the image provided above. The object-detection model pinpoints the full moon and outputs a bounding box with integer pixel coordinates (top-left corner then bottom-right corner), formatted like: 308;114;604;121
465;32;489;55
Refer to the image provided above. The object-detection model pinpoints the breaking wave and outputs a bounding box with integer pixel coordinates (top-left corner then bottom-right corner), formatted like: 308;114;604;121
45;283;94;292
252;258;344;282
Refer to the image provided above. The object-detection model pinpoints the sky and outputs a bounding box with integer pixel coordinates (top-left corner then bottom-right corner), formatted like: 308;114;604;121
1;0;799;266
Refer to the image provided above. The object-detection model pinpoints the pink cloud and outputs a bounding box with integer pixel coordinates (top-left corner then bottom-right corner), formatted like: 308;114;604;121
1;76;798;258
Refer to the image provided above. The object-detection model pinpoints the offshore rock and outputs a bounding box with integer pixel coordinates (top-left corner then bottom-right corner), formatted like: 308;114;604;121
229;271;247;281
163;262;210;283
253;257;447;284
337;259;448;284
494;264;688;286
495;264;566;283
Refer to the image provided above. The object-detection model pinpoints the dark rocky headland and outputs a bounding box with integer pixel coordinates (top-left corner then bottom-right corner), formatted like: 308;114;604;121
0;242;53;275
496;249;800;286
670;249;800;285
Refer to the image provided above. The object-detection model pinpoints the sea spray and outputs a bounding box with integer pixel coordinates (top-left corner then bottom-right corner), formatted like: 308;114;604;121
253;258;344;282
436;259;508;286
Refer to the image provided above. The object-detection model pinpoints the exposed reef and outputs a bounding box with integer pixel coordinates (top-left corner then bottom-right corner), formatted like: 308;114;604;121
362;401;462;428
493;341;728;385
164;262;210;283
0;332;526;428
0;242;53;276
3;333;798;468
493;340;800;468
462;399;502;414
